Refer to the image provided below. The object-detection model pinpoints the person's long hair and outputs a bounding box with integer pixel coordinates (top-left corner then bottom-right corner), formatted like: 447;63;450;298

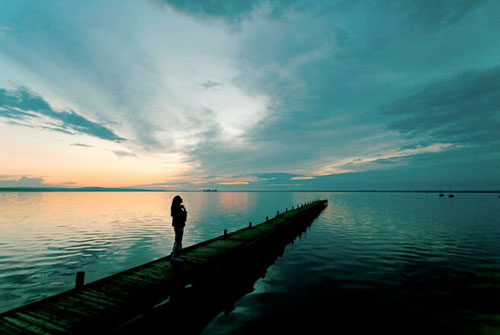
171;195;182;216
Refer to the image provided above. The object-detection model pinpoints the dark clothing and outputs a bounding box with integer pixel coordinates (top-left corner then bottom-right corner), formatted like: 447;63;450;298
170;202;186;260
171;204;187;228
171;226;184;259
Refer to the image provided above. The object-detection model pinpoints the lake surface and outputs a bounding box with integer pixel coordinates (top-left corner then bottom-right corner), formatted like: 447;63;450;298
1;192;500;333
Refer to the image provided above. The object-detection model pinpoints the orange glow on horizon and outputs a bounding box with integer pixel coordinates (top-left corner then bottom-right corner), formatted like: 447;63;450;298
0;122;194;188
218;181;249;185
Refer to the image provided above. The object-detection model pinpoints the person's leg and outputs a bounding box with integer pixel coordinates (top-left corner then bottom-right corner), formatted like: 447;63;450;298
175;227;184;254
172;227;184;260
172;228;179;258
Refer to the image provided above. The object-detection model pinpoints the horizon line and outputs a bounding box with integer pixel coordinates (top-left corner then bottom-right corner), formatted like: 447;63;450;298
0;187;499;194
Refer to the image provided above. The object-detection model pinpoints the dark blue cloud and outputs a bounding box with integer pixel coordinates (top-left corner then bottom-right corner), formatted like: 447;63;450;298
157;0;496;29
0;107;35;120
384;66;500;145
250;147;500;190
395;0;490;29
0;87;125;142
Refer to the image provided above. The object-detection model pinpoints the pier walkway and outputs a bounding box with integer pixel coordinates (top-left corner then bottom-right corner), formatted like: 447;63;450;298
0;200;327;334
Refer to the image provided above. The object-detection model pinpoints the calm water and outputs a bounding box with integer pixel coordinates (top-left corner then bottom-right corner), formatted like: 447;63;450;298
1;192;500;333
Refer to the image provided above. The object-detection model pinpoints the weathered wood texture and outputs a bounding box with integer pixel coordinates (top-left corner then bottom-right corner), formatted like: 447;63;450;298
0;200;327;334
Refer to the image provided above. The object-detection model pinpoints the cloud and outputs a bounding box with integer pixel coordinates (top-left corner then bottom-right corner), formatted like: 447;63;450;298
0;86;125;142
152;0;260;24
0;106;35;120
200;80;224;89
315;143;454;176
155;0;495;29
1;0;499;190
60;181;77;185
0;176;82;188
112;150;137;158
397;0;490;29
71;143;93;147
218;181;249;185
0;176;47;188
268;183;302;187
126;181;199;190
384;66;500;145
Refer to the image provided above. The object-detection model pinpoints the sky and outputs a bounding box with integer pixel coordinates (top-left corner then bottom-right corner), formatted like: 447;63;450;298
0;0;499;190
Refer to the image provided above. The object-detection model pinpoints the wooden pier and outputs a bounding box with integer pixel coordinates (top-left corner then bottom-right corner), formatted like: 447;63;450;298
0;200;328;334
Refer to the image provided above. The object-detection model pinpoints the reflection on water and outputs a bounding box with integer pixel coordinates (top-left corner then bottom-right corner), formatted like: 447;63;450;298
0;191;297;313
1;192;500;334
218;192;249;214
203;193;500;335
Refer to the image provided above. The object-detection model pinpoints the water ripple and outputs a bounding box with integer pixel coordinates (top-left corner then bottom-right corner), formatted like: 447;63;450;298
2;191;500;333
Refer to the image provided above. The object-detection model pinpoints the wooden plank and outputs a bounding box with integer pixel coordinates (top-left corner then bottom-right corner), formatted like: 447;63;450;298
0;319;32;335
184;248;225;260
45;298;102;318
14;312;67;334
62;295;113;312
2;316;51;335
101;276;150;291
22;310;74;330
135;265;169;277
178;254;210;264
115;274;164;289
206;239;246;249
122;271;164;284
78;289;125;306
88;282;137;299
29;304;84;325
133;268;170;281
229;228;272;241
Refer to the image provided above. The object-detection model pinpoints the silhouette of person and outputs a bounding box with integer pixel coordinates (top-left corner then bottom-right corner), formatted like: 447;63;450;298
171;195;187;262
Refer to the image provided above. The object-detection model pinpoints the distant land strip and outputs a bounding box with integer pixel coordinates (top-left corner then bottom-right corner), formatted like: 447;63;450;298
0;187;160;192
0;188;499;193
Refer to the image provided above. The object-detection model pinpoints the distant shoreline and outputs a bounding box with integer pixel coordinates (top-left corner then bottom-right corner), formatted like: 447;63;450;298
1;187;499;193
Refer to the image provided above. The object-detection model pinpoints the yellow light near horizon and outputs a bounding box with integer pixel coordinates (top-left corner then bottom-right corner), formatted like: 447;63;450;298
218;181;249;185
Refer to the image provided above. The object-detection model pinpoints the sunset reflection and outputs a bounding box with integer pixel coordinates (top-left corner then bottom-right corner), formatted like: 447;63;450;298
218;192;249;214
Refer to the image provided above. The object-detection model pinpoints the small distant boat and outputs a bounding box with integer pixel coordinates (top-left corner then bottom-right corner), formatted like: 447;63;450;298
202;189;218;192
446;184;454;198
439;194;444;197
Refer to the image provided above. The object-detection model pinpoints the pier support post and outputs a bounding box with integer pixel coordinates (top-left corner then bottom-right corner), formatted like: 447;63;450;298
249;222;252;228
277;211;279;216
224;229;227;238
75;271;85;289
266;216;268;222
